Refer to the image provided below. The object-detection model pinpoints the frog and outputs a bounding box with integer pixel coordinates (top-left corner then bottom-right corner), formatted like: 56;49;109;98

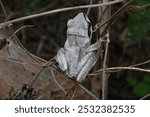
55;12;102;82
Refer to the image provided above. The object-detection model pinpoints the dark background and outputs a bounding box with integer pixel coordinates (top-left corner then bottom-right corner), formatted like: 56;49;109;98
0;0;150;99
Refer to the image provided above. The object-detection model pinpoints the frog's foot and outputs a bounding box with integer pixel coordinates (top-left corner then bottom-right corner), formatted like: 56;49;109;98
76;52;96;82
55;48;67;71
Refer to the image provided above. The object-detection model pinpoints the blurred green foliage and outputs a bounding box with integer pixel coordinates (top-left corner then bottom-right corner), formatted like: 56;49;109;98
25;0;40;15
125;0;150;98
126;75;150;97
125;0;150;47
126;76;137;86
30;0;40;8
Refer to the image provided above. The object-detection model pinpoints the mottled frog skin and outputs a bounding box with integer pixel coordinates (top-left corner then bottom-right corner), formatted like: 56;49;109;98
55;12;101;82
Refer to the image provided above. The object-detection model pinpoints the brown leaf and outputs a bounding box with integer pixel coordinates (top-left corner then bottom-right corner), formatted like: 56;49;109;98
0;23;99;100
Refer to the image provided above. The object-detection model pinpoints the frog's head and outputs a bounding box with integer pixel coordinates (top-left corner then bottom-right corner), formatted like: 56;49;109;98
67;12;92;44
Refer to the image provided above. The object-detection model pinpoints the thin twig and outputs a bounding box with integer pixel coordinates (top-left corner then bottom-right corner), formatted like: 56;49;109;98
0;56;41;67
89;59;150;75
15;25;34;34
140;93;150;100
86;0;94;16
101;34;110;100
93;66;150;74
30;67;44;86
71;86;78;100
0;0;8;21
131;60;150;67
93;1;150;34
99;0;111;100
30;60;55;86
50;69;67;94
0;0;123;25
4;28;41;64
78;83;99;100
11;33;44;64
63;84;75;99
93;0;134;32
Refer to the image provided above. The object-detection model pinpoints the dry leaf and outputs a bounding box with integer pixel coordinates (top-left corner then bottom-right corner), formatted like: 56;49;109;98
0;23;99;100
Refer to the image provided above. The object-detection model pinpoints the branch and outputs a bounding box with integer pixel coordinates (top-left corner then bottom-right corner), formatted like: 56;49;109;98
101;34;110;100
0;0;8;20
86;0;94;16
99;0;111;100
89;59;150;75
91;66;150;75
93;1;150;33
78;84;99;100
140;93;150;100
50;69;67;94
131;60;150;67
0;0;123;25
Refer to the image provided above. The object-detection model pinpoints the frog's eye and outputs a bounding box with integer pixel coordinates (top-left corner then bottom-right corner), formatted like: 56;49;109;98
83;14;92;38
83;14;90;24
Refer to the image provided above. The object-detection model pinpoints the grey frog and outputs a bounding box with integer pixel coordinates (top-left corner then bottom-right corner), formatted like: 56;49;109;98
55;12;101;82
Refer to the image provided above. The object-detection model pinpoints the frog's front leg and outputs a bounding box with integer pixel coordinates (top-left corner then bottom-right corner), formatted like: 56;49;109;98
86;39;102;53
75;52;96;82
86;34;110;53
55;48;67;71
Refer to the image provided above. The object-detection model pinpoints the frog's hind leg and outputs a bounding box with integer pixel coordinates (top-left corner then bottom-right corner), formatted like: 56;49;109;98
76;52;96;82
55;48;67;71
